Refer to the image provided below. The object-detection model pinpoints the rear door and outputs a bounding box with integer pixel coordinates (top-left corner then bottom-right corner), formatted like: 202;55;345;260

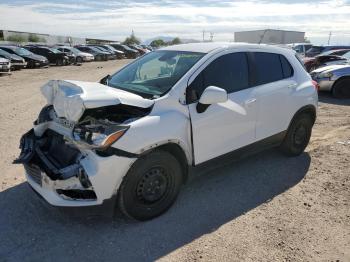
187;52;258;164
251;52;296;140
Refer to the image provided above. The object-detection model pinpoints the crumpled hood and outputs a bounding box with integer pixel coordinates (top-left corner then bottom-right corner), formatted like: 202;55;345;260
41;80;154;122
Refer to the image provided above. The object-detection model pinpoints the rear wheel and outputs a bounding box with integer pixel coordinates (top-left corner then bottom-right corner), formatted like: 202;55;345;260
118;150;182;221
76;56;83;63
332;78;350;98
280;113;314;156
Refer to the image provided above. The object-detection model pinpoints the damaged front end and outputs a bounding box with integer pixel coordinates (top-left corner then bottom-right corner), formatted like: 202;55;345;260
14;129;97;201
14;80;153;205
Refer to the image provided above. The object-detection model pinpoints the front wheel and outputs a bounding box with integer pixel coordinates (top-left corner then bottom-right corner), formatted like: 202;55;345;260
56;59;63;66
280;114;314;156
118;150;183;221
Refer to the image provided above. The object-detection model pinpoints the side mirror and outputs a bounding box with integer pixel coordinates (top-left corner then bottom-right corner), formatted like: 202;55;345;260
197;86;228;113
99;74;110;85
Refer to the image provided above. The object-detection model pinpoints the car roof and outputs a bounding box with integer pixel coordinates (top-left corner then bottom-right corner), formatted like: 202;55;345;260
160;42;292;54
0;45;18;50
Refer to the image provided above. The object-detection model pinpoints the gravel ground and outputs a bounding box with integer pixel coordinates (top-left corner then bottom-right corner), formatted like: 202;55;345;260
0;60;349;262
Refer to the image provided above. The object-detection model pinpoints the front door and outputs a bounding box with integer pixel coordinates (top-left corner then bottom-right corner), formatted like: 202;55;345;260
187;52;257;164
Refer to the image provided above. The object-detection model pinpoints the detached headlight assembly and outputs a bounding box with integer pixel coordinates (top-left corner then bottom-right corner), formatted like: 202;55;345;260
73;124;129;150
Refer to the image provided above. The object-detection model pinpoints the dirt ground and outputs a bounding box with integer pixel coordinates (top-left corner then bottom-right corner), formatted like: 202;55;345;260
0;60;349;262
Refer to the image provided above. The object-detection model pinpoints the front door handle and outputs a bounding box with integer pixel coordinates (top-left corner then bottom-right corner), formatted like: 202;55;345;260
244;98;257;105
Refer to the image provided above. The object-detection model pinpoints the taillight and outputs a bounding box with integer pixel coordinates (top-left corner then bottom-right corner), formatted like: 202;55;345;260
311;80;319;91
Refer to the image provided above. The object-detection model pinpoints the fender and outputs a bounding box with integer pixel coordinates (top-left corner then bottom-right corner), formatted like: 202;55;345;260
112;111;193;164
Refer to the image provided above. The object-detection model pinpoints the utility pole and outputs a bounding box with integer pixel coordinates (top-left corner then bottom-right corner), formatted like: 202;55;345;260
210;32;214;42
327;31;332;45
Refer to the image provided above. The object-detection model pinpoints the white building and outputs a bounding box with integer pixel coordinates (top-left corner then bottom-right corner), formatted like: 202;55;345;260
234;29;305;45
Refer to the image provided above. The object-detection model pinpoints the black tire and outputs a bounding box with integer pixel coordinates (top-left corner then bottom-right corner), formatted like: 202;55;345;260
56;59;63;66
95;55;101;61
280;113;314;156
332;78;350;99
76;56;83;63
118;150;183;221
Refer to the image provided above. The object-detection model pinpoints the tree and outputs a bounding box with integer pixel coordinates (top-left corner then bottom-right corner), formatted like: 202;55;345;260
170;37;181;45
123;31;141;45
150;39;166;48
28;33;40;42
6;34;27;43
304;37;311;43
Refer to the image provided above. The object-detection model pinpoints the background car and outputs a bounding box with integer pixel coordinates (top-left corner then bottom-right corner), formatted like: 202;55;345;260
310;64;350;98
109;43;139;58
303;55;348;72
305;45;350;57
0;46;49;68
55;46;94;63
318;49;350;56
24;46;70;66
290;43;313;56
140;44;153;51
128;44;149;55
0;48;26;70
75;45;108;61
90;46;117;60
0;57;11;74
92;44;125;59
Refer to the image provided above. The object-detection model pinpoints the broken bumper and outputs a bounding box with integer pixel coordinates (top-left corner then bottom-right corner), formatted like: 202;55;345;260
14;129;136;207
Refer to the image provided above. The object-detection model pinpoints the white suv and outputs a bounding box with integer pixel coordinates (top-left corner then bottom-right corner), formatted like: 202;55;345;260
14;43;318;220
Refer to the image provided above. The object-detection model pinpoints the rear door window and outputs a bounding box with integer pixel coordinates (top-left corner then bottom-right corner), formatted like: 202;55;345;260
253;52;283;85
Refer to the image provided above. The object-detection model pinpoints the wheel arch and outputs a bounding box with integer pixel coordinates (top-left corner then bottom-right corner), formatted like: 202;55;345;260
331;75;350;91
288;105;317;130
142;143;190;184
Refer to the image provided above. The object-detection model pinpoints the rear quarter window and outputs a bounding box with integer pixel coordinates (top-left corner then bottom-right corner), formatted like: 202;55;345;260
279;55;294;78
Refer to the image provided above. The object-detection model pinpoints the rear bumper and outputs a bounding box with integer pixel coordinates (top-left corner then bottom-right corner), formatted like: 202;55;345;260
15;129;136;208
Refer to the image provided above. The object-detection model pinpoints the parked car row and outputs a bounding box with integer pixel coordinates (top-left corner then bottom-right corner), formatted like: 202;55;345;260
303;47;350;99
0;43;153;75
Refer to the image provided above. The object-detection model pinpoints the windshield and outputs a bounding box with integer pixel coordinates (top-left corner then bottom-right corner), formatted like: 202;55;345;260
122;45;134;51
108;50;204;99
67;47;82;54
50;48;61;54
342;51;350;60
95;46;108;52
306;46;324;54
106;45;117;52
15;47;33;56
0;49;11;57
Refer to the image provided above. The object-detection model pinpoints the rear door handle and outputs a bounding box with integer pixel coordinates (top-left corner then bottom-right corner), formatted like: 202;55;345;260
244;98;257;105
287;83;297;89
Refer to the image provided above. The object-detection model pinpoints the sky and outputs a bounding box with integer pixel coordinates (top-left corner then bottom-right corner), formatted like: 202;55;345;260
1;0;350;45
